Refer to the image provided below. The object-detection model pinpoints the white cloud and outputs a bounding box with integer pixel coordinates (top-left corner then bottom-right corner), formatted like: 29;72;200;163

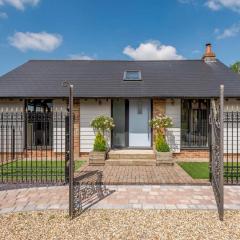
9;31;62;52
216;22;240;39
68;53;94;60
123;41;184;60
205;0;240;12
179;0;240;12
0;11;7;18
0;0;40;10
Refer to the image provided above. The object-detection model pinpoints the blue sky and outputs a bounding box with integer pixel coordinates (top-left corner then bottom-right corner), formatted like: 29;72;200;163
0;0;240;75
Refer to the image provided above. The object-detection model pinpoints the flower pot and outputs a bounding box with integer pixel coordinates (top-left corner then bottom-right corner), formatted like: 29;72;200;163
89;151;106;166
155;151;174;166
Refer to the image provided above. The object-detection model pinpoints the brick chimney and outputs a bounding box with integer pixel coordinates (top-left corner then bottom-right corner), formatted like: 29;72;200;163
202;43;216;62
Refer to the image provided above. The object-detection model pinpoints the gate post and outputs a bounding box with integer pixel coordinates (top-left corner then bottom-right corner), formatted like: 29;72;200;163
219;84;224;221
209;85;224;221
63;81;74;218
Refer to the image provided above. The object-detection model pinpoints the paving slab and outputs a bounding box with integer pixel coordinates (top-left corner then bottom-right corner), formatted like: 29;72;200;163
0;185;240;214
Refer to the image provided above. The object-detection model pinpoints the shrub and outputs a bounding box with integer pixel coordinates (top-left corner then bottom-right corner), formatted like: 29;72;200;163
91;115;115;152
93;132;107;152
149;114;172;152
155;134;170;152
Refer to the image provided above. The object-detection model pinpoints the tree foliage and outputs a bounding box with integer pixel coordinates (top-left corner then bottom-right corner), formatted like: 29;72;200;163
231;61;240;73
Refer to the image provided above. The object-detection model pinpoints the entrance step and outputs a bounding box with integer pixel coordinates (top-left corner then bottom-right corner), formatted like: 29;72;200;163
106;150;156;166
108;150;156;160
105;159;156;166
157;160;175;166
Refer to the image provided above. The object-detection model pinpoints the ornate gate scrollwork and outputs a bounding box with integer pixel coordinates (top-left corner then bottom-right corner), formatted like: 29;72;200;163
209;85;224;221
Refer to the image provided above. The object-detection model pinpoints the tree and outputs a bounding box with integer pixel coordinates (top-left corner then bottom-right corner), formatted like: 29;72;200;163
231;61;240;73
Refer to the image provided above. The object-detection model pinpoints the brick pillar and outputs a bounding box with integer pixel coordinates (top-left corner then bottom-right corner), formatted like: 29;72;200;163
73;99;80;159
152;99;166;148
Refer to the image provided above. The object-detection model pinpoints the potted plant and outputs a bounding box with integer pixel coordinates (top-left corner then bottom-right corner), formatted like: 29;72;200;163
89;115;115;166
149;114;174;165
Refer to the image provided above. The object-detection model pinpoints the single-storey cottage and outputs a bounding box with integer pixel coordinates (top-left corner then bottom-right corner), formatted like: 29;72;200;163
1;43;240;162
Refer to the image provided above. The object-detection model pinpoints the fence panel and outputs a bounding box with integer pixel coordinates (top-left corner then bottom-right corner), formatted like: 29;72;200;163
224;111;240;184
0;111;68;184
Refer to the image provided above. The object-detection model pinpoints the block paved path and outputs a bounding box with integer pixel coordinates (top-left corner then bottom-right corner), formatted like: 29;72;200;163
0;185;240;214
76;165;209;185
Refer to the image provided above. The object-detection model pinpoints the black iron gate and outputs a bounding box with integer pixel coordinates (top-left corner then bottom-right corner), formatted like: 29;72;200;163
209;85;224;221
0;111;69;184
0;82;75;218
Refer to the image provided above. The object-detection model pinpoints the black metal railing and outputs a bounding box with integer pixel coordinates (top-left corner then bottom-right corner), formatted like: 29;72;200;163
181;117;209;148
181;99;209;148
0;111;69;184
224;111;240;185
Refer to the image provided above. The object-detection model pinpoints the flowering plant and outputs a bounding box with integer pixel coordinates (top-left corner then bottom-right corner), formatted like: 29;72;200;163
90;115;115;136
149;114;173;136
90;115;115;151
149;114;173;152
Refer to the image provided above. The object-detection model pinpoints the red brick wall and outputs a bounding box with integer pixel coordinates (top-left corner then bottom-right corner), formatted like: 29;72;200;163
152;98;166;148
0;151;65;162
174;149;210;161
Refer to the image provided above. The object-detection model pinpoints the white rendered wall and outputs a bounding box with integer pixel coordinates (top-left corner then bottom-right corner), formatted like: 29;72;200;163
80;99;111;152
0;99;24;153
165;99;181;153
224;99;240;154
52;99;67;153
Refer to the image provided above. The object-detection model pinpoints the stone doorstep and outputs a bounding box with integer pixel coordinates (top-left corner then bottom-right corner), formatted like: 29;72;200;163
157;161;175;166
105;159;156;166
108;150;156;160
89;163;105;166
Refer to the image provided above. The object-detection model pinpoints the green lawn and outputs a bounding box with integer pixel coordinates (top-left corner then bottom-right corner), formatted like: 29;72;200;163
0;160;85;181
178;162;240;180
178;162;210;179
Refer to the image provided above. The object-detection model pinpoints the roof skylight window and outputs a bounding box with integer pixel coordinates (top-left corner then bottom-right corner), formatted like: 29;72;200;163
123;70;142;81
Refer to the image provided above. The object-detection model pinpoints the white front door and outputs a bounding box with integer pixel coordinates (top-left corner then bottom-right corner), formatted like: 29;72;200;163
129;99;151;147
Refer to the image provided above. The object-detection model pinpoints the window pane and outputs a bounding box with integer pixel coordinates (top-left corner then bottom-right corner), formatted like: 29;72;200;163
112;99;126;148
26;99;53;147
137;101;143;114
27;99;52;112
124;71;141;80
181;99;209;148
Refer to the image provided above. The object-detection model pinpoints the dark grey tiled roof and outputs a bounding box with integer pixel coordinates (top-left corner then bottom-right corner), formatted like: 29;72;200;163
0;59;240;98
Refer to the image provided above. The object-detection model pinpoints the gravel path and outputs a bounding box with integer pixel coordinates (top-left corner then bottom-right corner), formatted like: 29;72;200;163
0;209;240;240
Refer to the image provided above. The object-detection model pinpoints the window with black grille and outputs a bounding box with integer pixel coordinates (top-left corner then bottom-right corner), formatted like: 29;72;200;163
25;99;53;147
181;99;209;148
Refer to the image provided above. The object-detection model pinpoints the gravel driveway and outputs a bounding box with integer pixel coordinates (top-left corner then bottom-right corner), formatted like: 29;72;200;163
0;209;240;240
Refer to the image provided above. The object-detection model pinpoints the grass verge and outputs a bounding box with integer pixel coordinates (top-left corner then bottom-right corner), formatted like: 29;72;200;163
178;162;240;180
0;160;85;181
178;162;209;179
